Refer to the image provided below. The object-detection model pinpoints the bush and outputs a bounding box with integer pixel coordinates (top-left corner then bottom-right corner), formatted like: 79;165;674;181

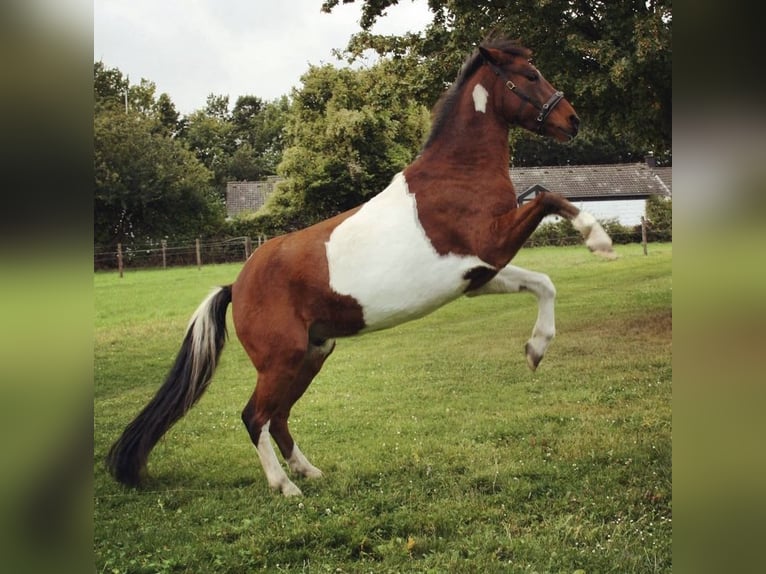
645;195;672;242
526;216;645;248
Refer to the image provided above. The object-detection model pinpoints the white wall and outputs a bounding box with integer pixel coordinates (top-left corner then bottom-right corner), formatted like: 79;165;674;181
541;199;646;226
575;199;646;226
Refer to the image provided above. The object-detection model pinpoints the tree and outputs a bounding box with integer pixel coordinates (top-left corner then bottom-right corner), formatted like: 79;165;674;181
228;95;290;180
94;61;128;112
180;97;235;192
323;0;672;164
258;62;430;229
94;108;223;246
153;93;181;137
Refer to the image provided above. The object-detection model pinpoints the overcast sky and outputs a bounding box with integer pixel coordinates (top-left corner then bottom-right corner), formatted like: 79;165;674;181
94;0;433;115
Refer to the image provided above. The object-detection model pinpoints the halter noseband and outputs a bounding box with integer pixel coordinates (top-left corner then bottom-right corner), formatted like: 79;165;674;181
485;61;564;133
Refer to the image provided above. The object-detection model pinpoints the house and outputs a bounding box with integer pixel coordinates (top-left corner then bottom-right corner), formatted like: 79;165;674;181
513;157;672;225
225;176;283;219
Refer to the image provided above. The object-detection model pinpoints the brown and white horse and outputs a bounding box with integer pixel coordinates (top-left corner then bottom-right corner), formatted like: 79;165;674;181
107;38;615;496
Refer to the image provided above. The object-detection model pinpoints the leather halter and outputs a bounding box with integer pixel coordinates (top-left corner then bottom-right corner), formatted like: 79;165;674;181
485;61;565;133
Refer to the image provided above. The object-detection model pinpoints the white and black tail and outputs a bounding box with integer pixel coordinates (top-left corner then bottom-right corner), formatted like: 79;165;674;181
106;285;232;486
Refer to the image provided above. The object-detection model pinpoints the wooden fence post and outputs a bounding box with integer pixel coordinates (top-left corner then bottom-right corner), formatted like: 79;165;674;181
245;236;252;260
195;238;201;269
161;239;167;269
641;216;648;256
117;243;124;278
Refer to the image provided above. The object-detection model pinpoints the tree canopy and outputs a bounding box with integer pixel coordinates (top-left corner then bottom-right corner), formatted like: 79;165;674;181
93;63;290;247
94;63;225;246
255;61;430;231
323;0;672;163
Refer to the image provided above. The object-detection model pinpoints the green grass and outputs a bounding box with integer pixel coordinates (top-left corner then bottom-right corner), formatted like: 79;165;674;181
94;243;671;573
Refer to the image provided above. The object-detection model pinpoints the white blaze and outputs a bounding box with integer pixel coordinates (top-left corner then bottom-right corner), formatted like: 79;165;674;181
472;83;489;113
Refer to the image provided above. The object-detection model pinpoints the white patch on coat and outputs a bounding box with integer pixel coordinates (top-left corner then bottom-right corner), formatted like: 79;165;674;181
572;210;616;258
325;172;491;331
255;421;302;496
287;444;323;479
467;265;557;367
472;83;489;113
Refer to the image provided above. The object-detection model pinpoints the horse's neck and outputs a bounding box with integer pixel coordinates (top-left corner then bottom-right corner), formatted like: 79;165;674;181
417;77;511;175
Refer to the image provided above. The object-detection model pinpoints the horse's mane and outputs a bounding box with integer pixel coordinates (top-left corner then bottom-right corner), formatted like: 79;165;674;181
422;37;531;150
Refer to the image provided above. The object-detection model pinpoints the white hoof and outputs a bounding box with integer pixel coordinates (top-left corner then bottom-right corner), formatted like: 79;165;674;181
302;466;324;480
280;481;303;497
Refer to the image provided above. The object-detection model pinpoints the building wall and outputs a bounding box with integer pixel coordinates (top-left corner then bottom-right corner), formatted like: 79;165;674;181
574;199;646;226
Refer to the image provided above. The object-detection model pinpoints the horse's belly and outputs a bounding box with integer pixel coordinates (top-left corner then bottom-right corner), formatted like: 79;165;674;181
325;172;490;332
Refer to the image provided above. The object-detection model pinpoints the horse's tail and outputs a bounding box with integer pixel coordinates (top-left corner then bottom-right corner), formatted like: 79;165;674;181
106;285;233;486
544;193;618;259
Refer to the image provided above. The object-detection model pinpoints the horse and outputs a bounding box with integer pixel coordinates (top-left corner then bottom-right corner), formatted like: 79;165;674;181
107;37;615;496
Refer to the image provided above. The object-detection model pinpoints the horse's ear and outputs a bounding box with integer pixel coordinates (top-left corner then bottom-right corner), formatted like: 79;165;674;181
479;46;503;65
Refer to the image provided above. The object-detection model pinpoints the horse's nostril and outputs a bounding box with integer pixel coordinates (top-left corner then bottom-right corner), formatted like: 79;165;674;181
570;115;580;135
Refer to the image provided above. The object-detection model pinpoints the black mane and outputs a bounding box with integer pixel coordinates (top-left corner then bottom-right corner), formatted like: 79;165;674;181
422;38;531;150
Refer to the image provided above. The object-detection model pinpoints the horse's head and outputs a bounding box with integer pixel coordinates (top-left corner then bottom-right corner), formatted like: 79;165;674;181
479;44;579;142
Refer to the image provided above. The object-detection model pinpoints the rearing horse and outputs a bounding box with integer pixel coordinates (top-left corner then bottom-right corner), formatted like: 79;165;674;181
107;38;615;496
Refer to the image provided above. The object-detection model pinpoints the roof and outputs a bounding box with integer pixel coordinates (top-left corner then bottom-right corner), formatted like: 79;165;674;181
513;162;672;203
226;176;283;218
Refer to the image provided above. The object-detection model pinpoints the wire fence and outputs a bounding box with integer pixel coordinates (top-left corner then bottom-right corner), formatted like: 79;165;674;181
94;236;268;271
94;223;671;274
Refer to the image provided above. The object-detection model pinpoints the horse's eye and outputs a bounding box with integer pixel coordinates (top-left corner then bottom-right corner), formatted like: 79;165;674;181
527;73;539;82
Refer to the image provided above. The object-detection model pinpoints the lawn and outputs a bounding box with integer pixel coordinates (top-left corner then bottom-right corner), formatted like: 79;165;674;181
94;243;672;573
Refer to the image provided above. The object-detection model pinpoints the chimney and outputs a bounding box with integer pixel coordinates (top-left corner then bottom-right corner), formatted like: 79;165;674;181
645;152;657;168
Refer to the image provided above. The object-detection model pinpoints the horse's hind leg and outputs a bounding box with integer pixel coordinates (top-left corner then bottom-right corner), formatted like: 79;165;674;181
240;332;309;496
466;264;557;371
270;338;336;480
241;336;335;496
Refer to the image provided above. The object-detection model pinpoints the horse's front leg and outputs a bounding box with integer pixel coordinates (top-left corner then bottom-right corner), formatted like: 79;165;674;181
466;264;556;370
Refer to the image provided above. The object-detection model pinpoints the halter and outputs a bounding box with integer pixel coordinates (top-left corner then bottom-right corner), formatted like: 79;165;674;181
485;61;565;133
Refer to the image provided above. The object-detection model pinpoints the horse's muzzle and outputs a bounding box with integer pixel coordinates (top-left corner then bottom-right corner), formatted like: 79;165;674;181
570;114;580;138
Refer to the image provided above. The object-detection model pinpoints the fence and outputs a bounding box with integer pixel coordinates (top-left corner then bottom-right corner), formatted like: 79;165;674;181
95;219;671;275
94;236;268;274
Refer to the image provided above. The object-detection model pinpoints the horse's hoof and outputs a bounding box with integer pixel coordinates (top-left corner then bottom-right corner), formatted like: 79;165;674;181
281;481;303;497
525;342;542;371
304;467;324;480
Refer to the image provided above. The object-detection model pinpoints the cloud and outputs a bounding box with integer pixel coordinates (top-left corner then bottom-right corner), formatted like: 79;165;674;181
94;0;432;114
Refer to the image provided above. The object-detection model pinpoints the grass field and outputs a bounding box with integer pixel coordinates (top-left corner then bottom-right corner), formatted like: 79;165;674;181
94;243;672;573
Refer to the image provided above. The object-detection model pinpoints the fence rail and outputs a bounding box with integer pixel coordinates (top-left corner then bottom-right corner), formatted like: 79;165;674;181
94;236;268;273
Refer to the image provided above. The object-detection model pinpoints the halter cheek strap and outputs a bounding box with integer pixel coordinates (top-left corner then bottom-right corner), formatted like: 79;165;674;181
536;90;565;128
486;62;564;133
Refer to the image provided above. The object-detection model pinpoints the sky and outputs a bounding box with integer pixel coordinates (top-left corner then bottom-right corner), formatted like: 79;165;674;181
94;0;434;115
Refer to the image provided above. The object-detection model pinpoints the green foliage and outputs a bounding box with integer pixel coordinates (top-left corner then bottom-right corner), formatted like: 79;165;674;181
95;244;672;573
327;0;672;164
228;95;290;181
266;63;430;229
94;108;224;246
525;217;640;247
179;94;290;191
94;63;226;247
180;104;235;191
646;195;672;242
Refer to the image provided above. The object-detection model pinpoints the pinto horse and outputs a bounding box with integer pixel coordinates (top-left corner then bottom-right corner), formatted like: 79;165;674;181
107;38;615;496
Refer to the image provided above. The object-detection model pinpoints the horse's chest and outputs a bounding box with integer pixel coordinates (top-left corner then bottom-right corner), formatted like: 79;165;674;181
325;173;492;331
